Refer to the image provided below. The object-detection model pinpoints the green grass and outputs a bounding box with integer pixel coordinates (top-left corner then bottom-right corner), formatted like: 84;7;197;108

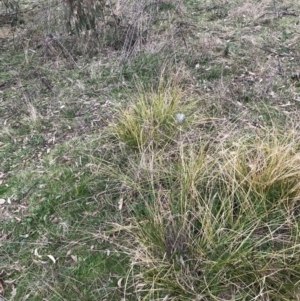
2;0;300;300
1;136;133;300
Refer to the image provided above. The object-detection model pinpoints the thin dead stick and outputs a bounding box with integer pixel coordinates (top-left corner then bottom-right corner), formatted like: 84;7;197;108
273;0;279;18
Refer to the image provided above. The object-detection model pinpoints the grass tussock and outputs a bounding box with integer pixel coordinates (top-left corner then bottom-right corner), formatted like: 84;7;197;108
222;130;300;215
112;80;190;150
103;127;300;300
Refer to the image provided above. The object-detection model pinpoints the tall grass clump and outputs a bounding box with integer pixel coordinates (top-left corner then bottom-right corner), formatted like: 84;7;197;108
112;81;189;150
108;128;300;300
221;129;300;219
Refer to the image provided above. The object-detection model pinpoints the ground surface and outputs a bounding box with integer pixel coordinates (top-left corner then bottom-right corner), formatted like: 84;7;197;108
1;0;300;300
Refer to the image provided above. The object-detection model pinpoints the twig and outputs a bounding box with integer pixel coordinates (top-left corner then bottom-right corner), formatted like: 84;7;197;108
74;105;99;117
273;0;279;18
277;58;283;77
0;4;39;17
51;36;79;68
